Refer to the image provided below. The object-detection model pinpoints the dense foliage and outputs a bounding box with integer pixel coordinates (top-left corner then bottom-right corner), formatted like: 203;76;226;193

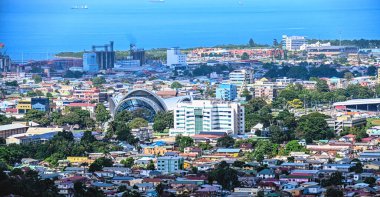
0;131;122;166
175;135;194;152
264;63;372;80
209;161;240;190
153;111;174;132
0;168;59;197
192;64;232;76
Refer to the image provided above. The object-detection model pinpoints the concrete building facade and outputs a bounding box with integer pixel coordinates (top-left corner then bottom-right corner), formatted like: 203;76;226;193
169;100;245;136
215;83;237;101
282;35;307;51
167;47;187;68
157;156;184;173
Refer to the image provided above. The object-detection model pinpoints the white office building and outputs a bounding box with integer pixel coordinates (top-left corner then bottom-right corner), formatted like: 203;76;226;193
229;69;254;93
167;47;187;68
282;35;307;51
83;52;99;72
169;100;245;136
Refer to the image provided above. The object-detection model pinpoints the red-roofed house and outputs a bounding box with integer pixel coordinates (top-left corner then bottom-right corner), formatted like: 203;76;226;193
66;103;96;116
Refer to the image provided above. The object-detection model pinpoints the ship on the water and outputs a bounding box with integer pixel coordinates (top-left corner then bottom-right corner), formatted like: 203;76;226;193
71;5;88;9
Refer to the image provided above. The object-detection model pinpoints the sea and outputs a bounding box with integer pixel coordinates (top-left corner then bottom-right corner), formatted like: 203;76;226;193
1;0;380;60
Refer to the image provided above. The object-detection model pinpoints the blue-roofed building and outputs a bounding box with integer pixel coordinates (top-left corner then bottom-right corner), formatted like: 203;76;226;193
6;131;58;145
216;148;242;157
91;182;116;192
216;83;237;101
257;169;275;179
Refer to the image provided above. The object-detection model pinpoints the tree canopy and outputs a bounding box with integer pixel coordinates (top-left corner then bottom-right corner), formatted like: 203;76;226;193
153;111;173;132
296;112;333;143
170;81;183;89
216;135;235;148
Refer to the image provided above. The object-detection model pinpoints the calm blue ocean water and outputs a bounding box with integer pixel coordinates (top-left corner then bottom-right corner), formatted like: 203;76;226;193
1;0;380;60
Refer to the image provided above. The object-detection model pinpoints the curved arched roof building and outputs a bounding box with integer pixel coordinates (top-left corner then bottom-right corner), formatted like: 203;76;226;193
110;89;191;122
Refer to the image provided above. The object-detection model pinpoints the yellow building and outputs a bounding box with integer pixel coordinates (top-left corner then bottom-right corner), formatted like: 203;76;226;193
16;99;32;114
143;145;173;156
67;157;93;165
183;161;192;169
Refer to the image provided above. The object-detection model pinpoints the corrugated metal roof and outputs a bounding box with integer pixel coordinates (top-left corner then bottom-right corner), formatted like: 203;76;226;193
0;123;28;131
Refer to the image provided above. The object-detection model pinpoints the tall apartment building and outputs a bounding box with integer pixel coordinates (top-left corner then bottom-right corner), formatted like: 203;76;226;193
0;53;11;72
254;86;278;102
83;52;99;73
229;69;254;94
282;35;307;51
216;83;237;101
157;156;184;173
167;47;187;68
169;100;245;136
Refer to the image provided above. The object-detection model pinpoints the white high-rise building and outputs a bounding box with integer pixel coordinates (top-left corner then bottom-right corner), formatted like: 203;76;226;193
169;100;245;136
282;35;307;51
229;69;254;94
167;47;187;68
83;52;99;73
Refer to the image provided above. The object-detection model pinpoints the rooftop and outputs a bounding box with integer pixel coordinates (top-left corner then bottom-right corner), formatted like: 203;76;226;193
0;123;28;131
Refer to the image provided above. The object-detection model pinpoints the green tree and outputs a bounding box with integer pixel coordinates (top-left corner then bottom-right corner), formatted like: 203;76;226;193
367;66;377;76
170;81;183;89
248;38;255;47
89;157;113;172
146;160;155;170
5;80;18;87
112;121;136;144
296;113;333;143
287;98;303;109
346;84;374;99
275;110;297;130
232;160;245;168
0;114;14;125
64;70;83;78
95;104;110;125
155;183;164;197
327;171;343;186
364;177;376;186
349;161;363;173
344;72;354;81
280;140;306;155
210;161;240;190
269;125;289;144
240;88;251;100
24;109;49;125
216;135;235;148
176;135;194;152
286;66;309;80
32;75;42;83
315;79;330;92
46;92;53;98
198;142;213;150
81;131;96;143
244;98;271;132
122;189;141;197
153;111;173;132
121;157;134;168
241;52;249;60
114;111;133;122
91;77;106;88
247;140;278;162
128;118;148;129
325;187;343;197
